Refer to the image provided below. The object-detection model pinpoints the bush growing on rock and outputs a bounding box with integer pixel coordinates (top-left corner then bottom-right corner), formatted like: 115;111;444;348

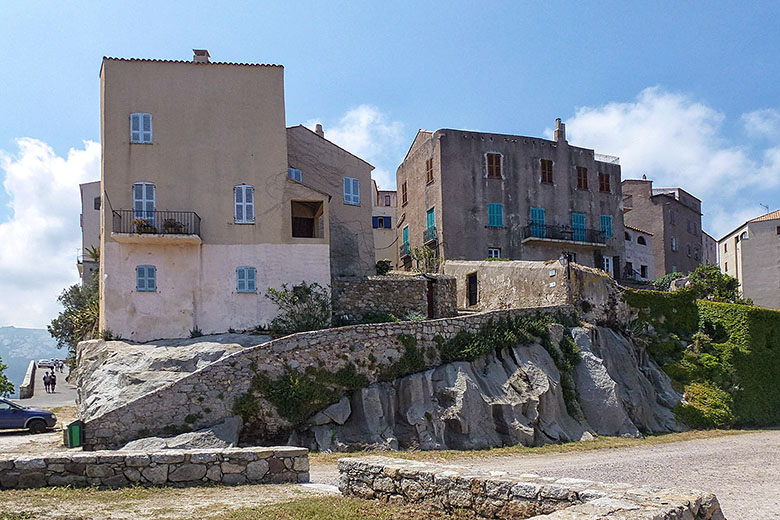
265;282;331;334
674;382;735;429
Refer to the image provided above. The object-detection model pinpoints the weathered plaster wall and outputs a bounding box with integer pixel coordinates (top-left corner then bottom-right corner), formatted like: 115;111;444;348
372;181;398;267
740;219;780;309
0;447;308;490
339;457;725;520
331;275;457;322
80;306;570;450
102;242;330;342
623;227;654;281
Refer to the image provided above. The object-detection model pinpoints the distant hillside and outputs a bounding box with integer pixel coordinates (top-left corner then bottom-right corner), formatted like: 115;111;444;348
0;326;62;398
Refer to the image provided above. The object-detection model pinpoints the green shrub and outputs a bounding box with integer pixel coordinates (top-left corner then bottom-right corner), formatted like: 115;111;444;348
375;260;391;275
674;382;735;429
622;288;699;338
266;282;331;333
360;311;398;324
380;335;426;381
651;272;686;291
189;327;203;338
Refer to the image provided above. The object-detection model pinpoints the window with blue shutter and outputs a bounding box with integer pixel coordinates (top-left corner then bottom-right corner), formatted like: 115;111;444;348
288;168;302;182
530;207;546;237
372;216;380;229
343;177;360;205
236;266;257;293
600;215;613;238
136;265;156;292
130;113;153;143
572;213;586;242
133;182;156;224
402;226;409;245
384;217;391;229
488;203;503;227
234;185;255;224
427;208;435;230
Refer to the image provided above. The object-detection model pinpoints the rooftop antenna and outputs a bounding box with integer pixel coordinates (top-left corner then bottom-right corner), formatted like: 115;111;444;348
760;203;770;213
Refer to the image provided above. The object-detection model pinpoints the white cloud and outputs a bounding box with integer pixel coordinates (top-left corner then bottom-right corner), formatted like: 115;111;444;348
561;87;780;238
742;108;780;140
0;139;100;328
305;105;405;190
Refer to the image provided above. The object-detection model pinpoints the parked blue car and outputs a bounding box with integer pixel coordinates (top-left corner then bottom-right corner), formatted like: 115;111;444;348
0;398;57;433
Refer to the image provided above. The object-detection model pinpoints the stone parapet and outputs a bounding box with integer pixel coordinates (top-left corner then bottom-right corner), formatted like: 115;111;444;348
338;456;725;520
18;359;36;399
0;446;308;490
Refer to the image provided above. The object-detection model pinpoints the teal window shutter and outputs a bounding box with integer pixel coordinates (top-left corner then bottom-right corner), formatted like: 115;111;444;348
247;267;256;292
427;208;435;230
530;207;546;237
237;267;246;292
136;265;156;292
237;266;256;293
600;215;613;238
488;203;503;227
402;226;409;244
572;213;586;241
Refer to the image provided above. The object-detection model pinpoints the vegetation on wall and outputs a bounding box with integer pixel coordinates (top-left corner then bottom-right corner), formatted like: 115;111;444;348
375;260;392;276
410;246;440;274
265;282;332;334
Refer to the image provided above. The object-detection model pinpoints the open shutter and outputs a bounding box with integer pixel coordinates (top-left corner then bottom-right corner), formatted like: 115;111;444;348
402;226;409;244
384;217;392;229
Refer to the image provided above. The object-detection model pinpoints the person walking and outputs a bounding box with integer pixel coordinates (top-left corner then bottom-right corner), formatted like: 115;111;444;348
50;372;57;393
42;372;51;393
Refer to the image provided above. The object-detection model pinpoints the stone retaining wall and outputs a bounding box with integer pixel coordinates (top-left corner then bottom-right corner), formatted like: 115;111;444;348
339;456;725;520
18;359;36;399
331;274;457;322
80;305;570;450
0;446;308;490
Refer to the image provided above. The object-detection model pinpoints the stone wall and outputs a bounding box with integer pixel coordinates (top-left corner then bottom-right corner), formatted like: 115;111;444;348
331;274;457;322
79;305;569;450
0;446;308;490
18;359;36;399
338;456;725;520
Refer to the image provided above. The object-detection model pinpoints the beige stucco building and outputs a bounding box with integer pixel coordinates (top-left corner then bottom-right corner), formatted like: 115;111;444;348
99;51;331;342
718;209;780;309
372;180;398;267
286;124;375;278
623;225;654;281
79;180;101;285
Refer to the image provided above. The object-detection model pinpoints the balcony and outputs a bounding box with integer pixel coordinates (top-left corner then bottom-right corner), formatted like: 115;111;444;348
400;242;411;257
521;224;606;247
423;226;437;244
111;210;202;245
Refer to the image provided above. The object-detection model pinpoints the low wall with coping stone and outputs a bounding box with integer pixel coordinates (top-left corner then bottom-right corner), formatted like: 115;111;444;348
80;305;570;450
331;274;457;322
0;446;308;490
19;359;36;399
338;457;725;520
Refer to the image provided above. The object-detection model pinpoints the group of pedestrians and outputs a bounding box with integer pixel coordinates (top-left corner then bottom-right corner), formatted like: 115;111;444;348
42;371;57;393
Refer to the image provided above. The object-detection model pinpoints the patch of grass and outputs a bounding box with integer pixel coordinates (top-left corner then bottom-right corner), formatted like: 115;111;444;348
309;429;762;466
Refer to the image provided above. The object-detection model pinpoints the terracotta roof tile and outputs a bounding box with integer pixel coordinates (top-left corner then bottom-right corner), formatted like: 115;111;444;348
625;224;654;236
103;57;282;67
749;209;780;223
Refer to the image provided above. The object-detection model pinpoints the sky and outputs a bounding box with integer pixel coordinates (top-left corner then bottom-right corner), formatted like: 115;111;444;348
1;1;779;328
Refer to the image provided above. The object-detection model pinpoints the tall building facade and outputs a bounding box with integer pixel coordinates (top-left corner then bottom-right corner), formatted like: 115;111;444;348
371;180;398;267
99;52;331;342
395;120;625;276
622;179;703;276
78;180;101;285
719;209;780;309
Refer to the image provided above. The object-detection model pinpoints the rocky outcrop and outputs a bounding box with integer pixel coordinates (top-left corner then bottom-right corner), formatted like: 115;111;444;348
121;416;242;451
73;334;270;422
292;326;683;452
572;326;684;436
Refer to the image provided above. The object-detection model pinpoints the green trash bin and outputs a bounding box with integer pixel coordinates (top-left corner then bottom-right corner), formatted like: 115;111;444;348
65;420;84;448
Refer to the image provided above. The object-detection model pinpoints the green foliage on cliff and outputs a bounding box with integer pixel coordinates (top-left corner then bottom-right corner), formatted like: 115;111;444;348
379;335;426;382
0;356;14;398
47;277;99;360
622;288;699;338
674;382;736;429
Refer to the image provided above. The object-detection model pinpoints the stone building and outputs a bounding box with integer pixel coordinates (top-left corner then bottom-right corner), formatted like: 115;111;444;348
78;180;101;285
287;124;376;278
98;50;331;341
719;209;780;309
623;224;654;281
622;178;703;276
702;231;717;266
371;180;398;267
395;119;626;277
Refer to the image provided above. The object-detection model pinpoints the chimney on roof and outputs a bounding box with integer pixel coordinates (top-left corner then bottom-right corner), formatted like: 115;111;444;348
315;123;324;138
192;49;210;63
554;118;566;143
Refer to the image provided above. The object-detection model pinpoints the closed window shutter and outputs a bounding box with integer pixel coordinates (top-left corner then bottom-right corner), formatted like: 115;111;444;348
237;268;246;292
131;114;141;142
235;187;243;222
372;216;379;228
136;266;145;291
402;226;409;244
245;187;254;221
248;268;256;292
343;178;351;203
384;217;391;229
353;178;360;204
142;114;152;142
149;266;156;290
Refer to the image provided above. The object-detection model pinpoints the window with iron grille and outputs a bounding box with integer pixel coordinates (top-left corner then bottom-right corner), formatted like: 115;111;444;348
541;159;553;184
486;153;502;179
425;158;434;184
598;172;610;192
577;167;588;189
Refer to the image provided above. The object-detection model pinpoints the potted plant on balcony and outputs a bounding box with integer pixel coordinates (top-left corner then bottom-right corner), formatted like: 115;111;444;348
131;218;157;234
163;218;186;234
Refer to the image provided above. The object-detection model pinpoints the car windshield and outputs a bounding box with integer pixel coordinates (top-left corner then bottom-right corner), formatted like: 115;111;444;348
0;399;25;410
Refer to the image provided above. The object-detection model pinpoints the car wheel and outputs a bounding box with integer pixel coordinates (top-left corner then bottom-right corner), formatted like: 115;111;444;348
28;419;47;434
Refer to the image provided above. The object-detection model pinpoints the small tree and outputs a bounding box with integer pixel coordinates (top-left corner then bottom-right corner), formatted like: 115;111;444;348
411;245;440;273
265;282;331;333
0;356;14;398
48;277;99;359
688;264;748;304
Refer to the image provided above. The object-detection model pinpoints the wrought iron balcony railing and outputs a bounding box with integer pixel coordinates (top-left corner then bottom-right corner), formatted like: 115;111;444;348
400;242;411;257
521;224;606;245
112;210;202;236
423;226;437;244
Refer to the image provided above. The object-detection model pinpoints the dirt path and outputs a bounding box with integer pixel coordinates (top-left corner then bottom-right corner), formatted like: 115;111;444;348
310;429;780;520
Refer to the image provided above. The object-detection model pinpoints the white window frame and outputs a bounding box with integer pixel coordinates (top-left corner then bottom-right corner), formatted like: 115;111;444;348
485;152;504;179
288;168;302;182
234;184;255;224
136;265;157;292
671;237;679;252
130;113;153;144
487;248;501;258
343;177;360;205
236;266;257;293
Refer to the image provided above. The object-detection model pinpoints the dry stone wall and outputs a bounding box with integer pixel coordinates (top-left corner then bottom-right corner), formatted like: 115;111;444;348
331;274;457;322
339;456;726;520
79;306;569;450
0;446;308;490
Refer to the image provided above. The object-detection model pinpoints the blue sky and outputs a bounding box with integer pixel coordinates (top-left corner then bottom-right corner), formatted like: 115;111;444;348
1;1;779;327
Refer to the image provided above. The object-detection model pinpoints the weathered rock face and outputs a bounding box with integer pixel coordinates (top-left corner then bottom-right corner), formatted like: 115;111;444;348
291;342;593;452
121;416;242;451
572;326;684;436
74;334;270;422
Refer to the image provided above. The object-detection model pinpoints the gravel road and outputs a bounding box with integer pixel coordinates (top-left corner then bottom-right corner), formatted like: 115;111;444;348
311;430;780;520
